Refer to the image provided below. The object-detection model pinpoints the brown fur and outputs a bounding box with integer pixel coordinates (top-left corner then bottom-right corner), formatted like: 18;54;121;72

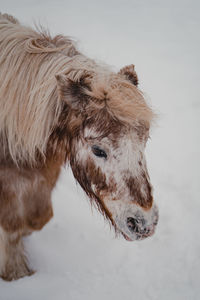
70;155;115;226
0;231;34;281
125;176;153;209
0;166;53;233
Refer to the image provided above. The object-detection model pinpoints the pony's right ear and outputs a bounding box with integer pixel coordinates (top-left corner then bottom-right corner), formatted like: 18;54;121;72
118;64;138;86
56;74;89;110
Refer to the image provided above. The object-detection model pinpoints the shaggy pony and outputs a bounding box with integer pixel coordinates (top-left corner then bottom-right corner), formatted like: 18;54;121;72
0;13;157;281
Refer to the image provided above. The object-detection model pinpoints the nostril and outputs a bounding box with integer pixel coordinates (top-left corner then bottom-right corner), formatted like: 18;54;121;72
141;228;150;235
127;217;139;233
126;216;156;238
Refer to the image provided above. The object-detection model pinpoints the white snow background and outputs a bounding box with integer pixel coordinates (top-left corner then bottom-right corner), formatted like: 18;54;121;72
1;0;200;299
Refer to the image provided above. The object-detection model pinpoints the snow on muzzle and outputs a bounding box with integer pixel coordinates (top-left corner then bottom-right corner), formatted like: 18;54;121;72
114;204;159;241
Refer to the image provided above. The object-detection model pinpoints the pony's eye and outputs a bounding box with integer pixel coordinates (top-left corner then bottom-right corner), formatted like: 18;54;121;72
92;145;107;159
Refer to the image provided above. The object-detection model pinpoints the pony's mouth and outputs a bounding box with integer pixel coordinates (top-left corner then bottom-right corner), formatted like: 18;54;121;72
103;198;159;242
121;226;156;242
118;207;159;242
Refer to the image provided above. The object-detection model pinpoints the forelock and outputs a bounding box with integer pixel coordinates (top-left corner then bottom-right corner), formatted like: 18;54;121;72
84;73;154;130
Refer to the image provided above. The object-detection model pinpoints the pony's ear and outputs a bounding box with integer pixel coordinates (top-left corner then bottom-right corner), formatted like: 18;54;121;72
118;64;138;86
56;74;90;110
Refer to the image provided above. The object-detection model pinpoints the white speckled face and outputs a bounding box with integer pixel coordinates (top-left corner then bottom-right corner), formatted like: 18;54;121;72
74;126;158;241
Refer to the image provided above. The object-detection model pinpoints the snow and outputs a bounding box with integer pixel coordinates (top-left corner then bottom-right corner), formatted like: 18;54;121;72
1;0;200;299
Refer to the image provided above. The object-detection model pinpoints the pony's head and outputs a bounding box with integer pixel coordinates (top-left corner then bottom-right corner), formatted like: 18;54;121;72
56;64;158;241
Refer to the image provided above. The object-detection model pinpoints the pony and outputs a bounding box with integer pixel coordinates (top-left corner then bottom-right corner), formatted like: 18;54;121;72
0;13;158;281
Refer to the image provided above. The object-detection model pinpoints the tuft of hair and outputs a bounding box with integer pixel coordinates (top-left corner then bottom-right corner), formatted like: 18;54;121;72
84;73;154;128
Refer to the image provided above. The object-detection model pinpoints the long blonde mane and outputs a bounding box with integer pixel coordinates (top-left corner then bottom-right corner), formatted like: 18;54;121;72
0;13;154;165
0;13;79;164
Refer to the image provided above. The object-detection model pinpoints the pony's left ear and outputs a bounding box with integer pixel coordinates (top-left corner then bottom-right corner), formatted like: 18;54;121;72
118;64;138;86
56;74;90;110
